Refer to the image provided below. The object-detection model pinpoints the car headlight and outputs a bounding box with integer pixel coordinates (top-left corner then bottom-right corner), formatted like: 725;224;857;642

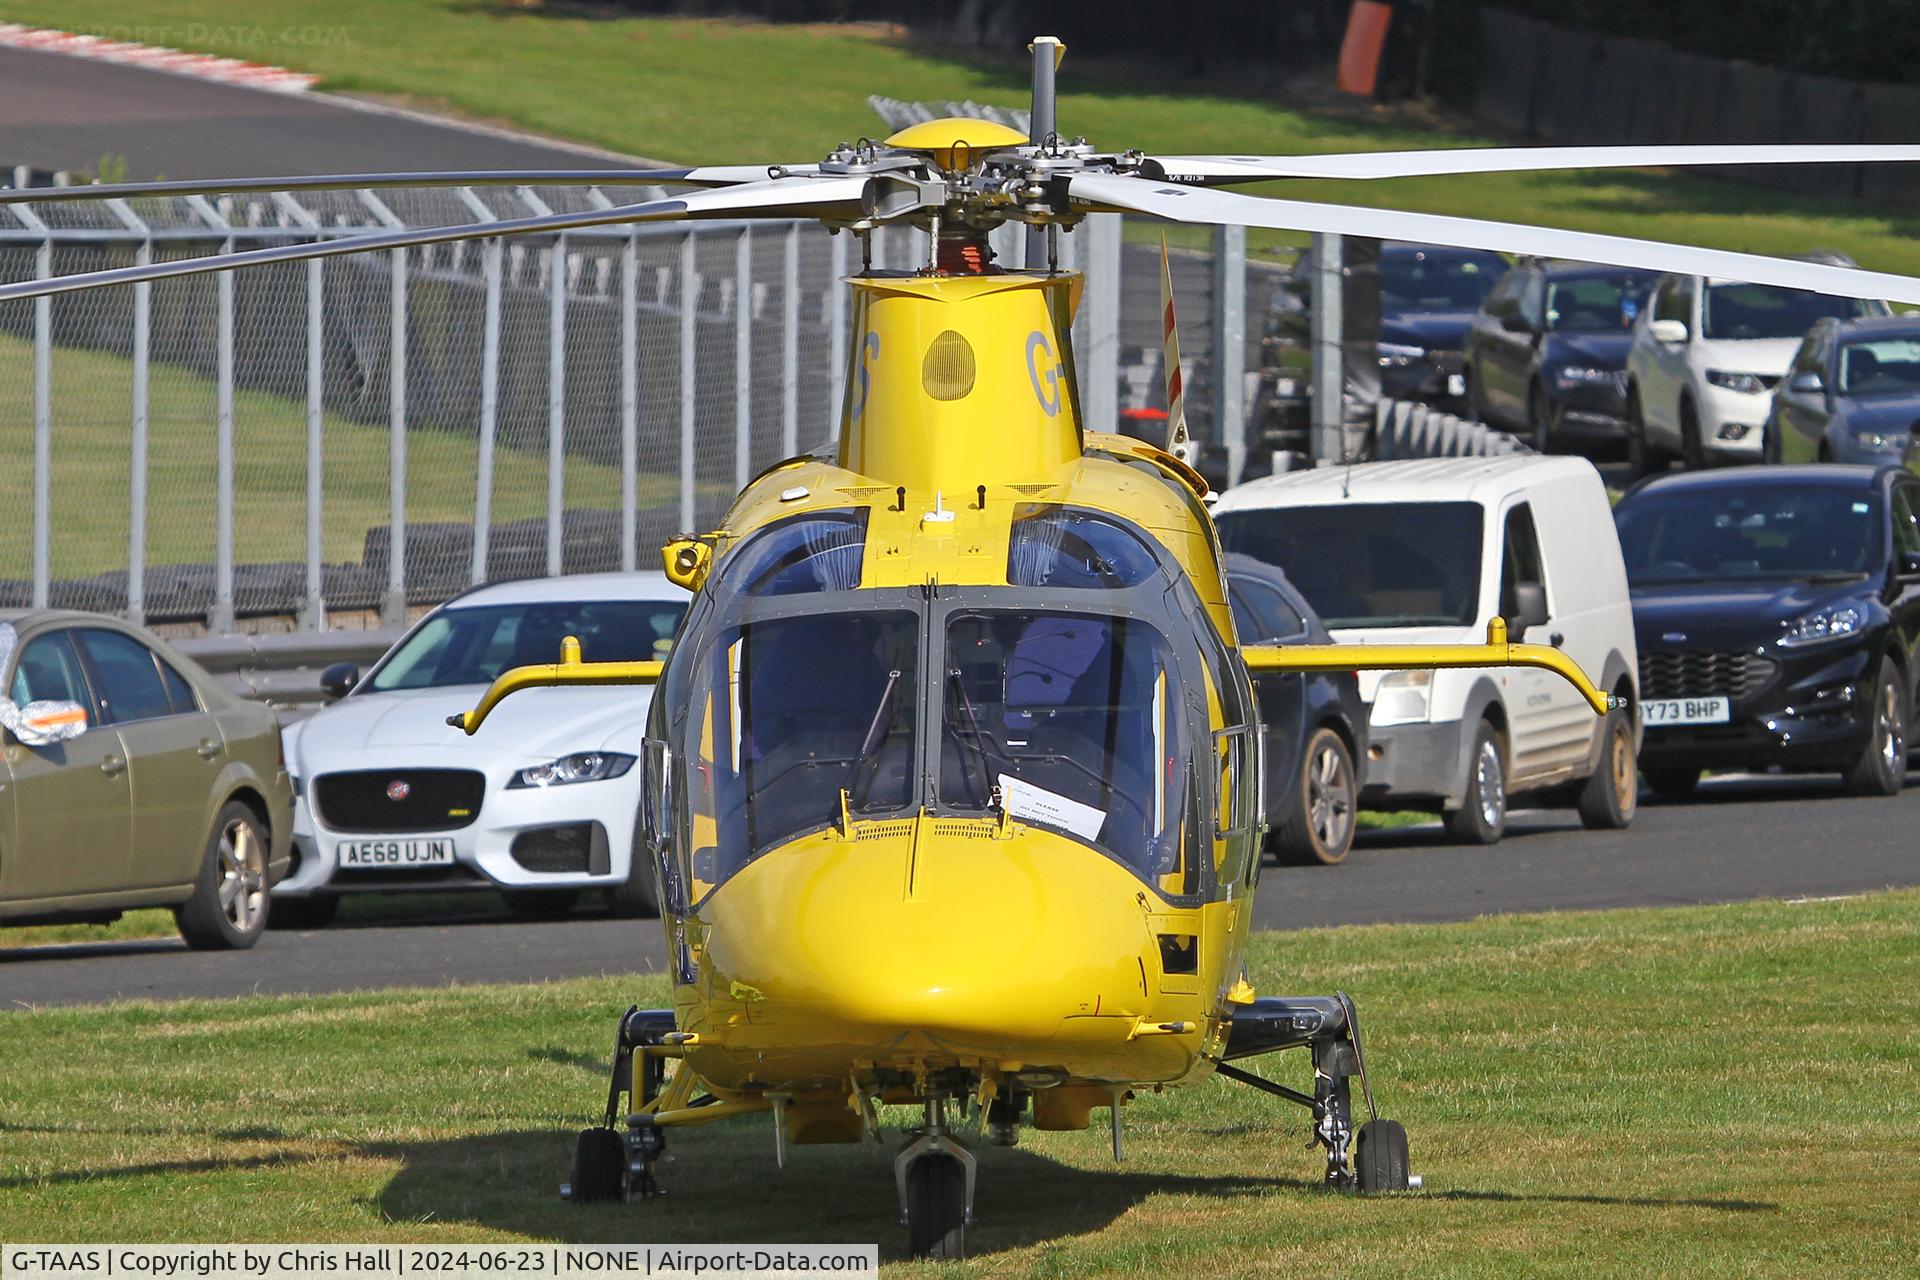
507;751;637;789
1852;429;1905;452
1378;342;1426;368
1370;669;1433;726
1553;364;1614;387
1779;605;1865;648
1706;369;1768;395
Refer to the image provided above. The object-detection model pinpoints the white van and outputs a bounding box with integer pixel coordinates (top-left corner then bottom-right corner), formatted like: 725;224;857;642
1212;456;1639;843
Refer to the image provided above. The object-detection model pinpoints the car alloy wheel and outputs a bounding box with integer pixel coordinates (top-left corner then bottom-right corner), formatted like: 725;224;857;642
1880;677;1904;776
1474;736;1505;831
218;814;268;935
1307;738;1356;856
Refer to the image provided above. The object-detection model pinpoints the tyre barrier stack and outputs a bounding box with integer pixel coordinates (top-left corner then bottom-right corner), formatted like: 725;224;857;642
1365;398;1534;461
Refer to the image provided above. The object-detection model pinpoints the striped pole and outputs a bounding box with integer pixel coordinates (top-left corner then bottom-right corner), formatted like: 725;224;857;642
1158;233;1192;463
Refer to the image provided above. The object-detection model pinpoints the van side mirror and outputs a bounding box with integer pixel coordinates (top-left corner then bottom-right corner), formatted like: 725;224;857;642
1788;371;1824;395
1512;582;1550;631
319;662;359;701
1649;319;1689;344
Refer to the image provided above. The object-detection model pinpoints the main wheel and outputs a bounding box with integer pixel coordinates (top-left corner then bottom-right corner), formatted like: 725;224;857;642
905;1153;967;1260
569;1127;626;1203
1275;727;1357;865
1528;381;1553;453
1844;657;1907;797
503;890;581;919
1354;1119;1411;1193
1644;766;1701;802
1576;705;1637;830
267;894;339;931
175;800;270;950
1443;720;1507;846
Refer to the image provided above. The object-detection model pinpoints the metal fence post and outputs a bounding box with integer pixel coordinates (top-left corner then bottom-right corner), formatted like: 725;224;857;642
734;228;752;490
361;191;409;625
828;231;849;435
105;198;150;625
274;192;327;629
185;196;237;632
1212;223;1247;487
456;189;502;586
548;234;568;577
782;224;799;458
680;231;698;532
1081;214;1121;432
16;201;52;609
1310;232;1345;466
621;226;639;571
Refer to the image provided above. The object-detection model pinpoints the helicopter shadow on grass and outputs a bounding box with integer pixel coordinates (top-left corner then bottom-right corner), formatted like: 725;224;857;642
373;1126;1277;1259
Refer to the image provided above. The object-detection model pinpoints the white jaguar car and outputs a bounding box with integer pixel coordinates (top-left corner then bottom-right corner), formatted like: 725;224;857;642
272;572;686;927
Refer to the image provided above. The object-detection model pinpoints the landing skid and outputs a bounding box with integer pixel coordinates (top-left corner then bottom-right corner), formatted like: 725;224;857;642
1222;992;1419;1192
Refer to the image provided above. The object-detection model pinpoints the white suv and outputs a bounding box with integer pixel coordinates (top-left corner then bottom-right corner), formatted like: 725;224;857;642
1625;271;1886;474
1213;457;1639;844
275;572;686;926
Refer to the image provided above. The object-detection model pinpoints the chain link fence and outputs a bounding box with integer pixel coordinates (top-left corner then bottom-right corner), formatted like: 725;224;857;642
0;183;1264;633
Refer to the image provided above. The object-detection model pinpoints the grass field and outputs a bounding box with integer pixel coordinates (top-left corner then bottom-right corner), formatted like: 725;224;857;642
0;331;685;577
3;2;1920;274
3;891;1916;1273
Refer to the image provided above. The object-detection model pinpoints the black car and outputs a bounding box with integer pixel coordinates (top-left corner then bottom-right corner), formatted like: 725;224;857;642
1247;243;1509;474
1463;261;1661;454
1767;315;1920;466
1223;554;1370;865
1614;465;1920;798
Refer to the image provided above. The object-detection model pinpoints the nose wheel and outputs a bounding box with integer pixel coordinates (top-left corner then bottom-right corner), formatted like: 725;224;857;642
895;1094;976;1260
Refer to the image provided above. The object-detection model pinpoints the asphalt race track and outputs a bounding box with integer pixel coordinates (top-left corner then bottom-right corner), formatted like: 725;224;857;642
7;773;1918;1009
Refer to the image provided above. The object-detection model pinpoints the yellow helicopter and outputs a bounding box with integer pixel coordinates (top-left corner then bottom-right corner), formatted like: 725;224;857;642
9;36;1920;1261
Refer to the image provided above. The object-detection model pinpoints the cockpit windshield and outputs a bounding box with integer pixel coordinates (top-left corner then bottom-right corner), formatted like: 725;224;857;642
687;611;918;879
940;610;1185;880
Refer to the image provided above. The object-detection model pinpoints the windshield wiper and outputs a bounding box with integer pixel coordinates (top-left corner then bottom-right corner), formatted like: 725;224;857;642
943;668;1009;810
843;668;902;810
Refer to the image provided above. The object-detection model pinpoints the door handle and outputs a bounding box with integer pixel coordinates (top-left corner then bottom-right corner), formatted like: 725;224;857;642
100;753;127;777
197;738;223;760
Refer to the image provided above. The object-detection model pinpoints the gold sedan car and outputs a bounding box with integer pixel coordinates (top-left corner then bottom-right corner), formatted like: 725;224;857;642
0;610;293;949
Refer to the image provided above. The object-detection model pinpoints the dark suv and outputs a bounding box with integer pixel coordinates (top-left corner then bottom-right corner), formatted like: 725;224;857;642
1614;465;1920;797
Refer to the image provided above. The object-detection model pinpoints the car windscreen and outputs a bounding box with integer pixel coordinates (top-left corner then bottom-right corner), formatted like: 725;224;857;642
1379;252;1501;313
1215;503;1484;628
1838;336;1920;397
1546;273;1655;333
1702;283;1872;340
1616;486;1882;584
367;599;688;692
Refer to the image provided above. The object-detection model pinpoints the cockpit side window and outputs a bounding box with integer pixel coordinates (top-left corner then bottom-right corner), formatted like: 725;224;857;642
685;610;918;894
939;610;1185;885
725;509;869;596
1007;505;1163;589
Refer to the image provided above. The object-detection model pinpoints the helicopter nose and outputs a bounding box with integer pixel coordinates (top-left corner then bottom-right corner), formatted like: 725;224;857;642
700;822;1169;1053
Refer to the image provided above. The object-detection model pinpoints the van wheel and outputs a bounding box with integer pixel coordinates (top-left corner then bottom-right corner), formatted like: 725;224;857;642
1444;721;1507;845
1275;727;1357;865
176;801;270;950
1576;705;1637;829
1844;658;1907;796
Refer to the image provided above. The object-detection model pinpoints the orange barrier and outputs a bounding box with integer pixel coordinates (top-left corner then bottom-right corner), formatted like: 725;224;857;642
1338;0;1394;97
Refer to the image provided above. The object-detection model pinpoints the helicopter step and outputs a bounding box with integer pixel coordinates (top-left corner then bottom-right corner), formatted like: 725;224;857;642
894;1093;976;1261
1222;993;1420;1192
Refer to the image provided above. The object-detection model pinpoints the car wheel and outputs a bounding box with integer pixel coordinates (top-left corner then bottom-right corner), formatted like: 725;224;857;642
1462;367;1483;423
267;894;339;930
1844;658;1907;797
1275;726;1357;865
606;837;660;918
1643;766;1700;801
175;800;271;950
1528;381;1553;453
1762;416;1782;464
502;889;581;919
1443;720;1507;845
1576;704;1637;830
1679;398;1707;470
1624;388;1652;478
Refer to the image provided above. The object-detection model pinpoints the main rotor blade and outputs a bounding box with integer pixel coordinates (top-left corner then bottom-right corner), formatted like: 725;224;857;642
1139;144;1920;185
0;165;818;205
0;176;868;305
1068;172;1920;307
